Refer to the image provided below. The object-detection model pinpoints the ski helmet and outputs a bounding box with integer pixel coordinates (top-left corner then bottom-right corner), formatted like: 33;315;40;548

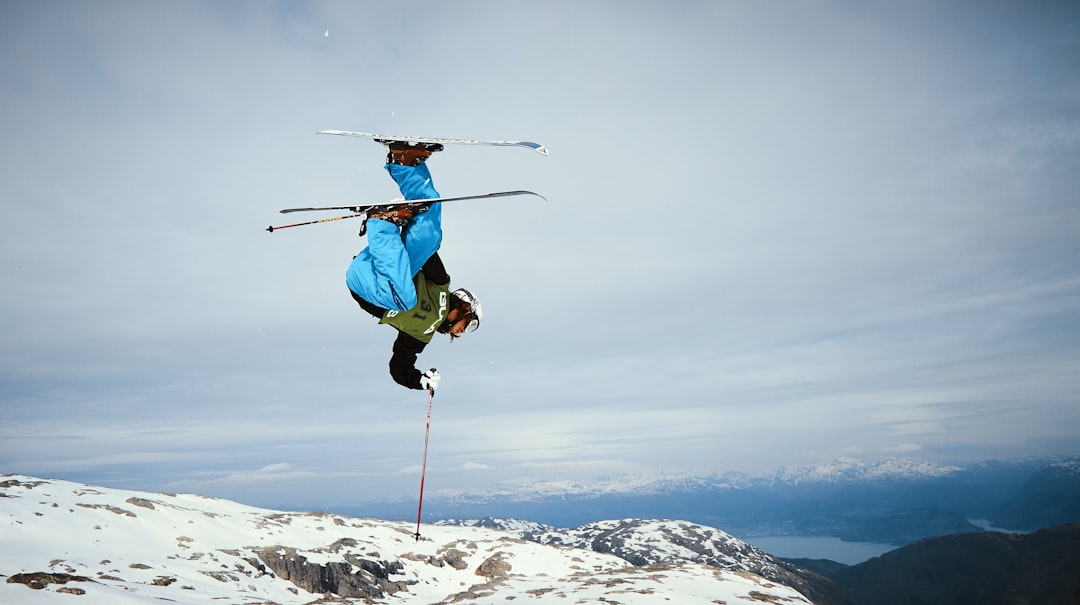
451;288;482;332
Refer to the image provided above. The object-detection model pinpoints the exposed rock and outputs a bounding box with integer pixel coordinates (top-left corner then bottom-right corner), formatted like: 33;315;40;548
7;572;95;590
327;537;357;551
75;502;136;517
201;571;239;583
475;553;512;579
125;497;156;510
254;545;410;599
439;548;470;570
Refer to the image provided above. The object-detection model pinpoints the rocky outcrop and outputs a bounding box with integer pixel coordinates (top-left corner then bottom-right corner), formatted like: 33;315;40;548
125;497;157;510
475;553;512;579
253;544;410;599
7;572;95;590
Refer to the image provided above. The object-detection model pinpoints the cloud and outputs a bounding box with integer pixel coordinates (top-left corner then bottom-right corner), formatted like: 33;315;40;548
1;1;1078;509
883;443;924;454
460;462;494;471
198;463;320;485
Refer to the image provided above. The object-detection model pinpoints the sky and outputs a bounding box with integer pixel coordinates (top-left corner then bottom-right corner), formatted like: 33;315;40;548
2;0;1079;510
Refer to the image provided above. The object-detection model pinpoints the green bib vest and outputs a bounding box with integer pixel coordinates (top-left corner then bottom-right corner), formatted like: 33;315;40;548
380;273;449;344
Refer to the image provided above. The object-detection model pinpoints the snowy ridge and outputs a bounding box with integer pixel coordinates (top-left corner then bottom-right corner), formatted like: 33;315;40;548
0;475;811;605
441;517;839;604
535;519;780;568
445;470;755;502
443;518;779;569
771;457;962;485
1049;457;1080;475
439;458;963;503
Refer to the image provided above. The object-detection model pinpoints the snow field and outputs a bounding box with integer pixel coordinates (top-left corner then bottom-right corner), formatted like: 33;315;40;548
2;475;811;604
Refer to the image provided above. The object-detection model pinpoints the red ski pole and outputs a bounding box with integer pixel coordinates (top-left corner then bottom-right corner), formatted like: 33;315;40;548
414;388;434;541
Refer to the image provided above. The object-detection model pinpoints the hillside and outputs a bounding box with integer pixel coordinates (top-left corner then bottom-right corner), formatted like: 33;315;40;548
993;459;1080;530
827;523;1080;605
0;475;811;604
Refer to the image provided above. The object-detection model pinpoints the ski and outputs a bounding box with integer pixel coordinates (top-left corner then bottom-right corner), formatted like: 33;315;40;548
317;129;549;156
278;190;545;214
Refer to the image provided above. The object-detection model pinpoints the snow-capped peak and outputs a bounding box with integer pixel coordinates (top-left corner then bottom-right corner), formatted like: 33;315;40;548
1049;457;1080;475
772;457;963;485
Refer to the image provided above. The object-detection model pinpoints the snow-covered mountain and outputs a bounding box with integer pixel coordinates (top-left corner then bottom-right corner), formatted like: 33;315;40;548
770;457;963;486
0;475;812;605
1049;458;1080;475
437;458;963;504
441;470;755;502
442;517;849;605
411;457;994;545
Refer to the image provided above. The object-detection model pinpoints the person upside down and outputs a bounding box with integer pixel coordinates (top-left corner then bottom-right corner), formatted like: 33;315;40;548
346;142;482;391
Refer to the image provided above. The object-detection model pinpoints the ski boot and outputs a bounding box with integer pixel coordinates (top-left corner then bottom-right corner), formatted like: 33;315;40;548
357;201;432;236
380;140;445;166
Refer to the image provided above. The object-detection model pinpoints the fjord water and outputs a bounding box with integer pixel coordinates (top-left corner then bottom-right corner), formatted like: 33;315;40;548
744;535;896;565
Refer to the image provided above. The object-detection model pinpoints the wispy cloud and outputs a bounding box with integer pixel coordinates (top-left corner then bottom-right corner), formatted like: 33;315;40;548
1;1;1078;509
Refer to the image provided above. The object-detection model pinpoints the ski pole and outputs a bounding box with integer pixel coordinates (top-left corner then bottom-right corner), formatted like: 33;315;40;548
414;388;434;541
266;213;363;233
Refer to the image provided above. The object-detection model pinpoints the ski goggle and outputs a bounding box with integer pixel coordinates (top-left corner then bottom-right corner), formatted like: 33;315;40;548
459;311;480;333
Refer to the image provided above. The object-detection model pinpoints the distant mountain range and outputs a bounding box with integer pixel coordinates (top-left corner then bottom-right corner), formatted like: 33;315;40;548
436;457;970;501
770;456;963;484
437;457;1024;500
343;456;1080;547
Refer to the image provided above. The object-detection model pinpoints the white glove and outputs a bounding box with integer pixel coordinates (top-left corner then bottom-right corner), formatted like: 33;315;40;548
420;368;441;391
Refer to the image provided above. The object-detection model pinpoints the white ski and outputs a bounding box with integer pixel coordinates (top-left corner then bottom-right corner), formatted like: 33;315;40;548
279;190;545;214
317;130;549;155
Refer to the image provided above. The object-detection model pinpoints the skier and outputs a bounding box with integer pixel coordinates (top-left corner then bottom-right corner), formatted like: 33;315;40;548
346;142;483;391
